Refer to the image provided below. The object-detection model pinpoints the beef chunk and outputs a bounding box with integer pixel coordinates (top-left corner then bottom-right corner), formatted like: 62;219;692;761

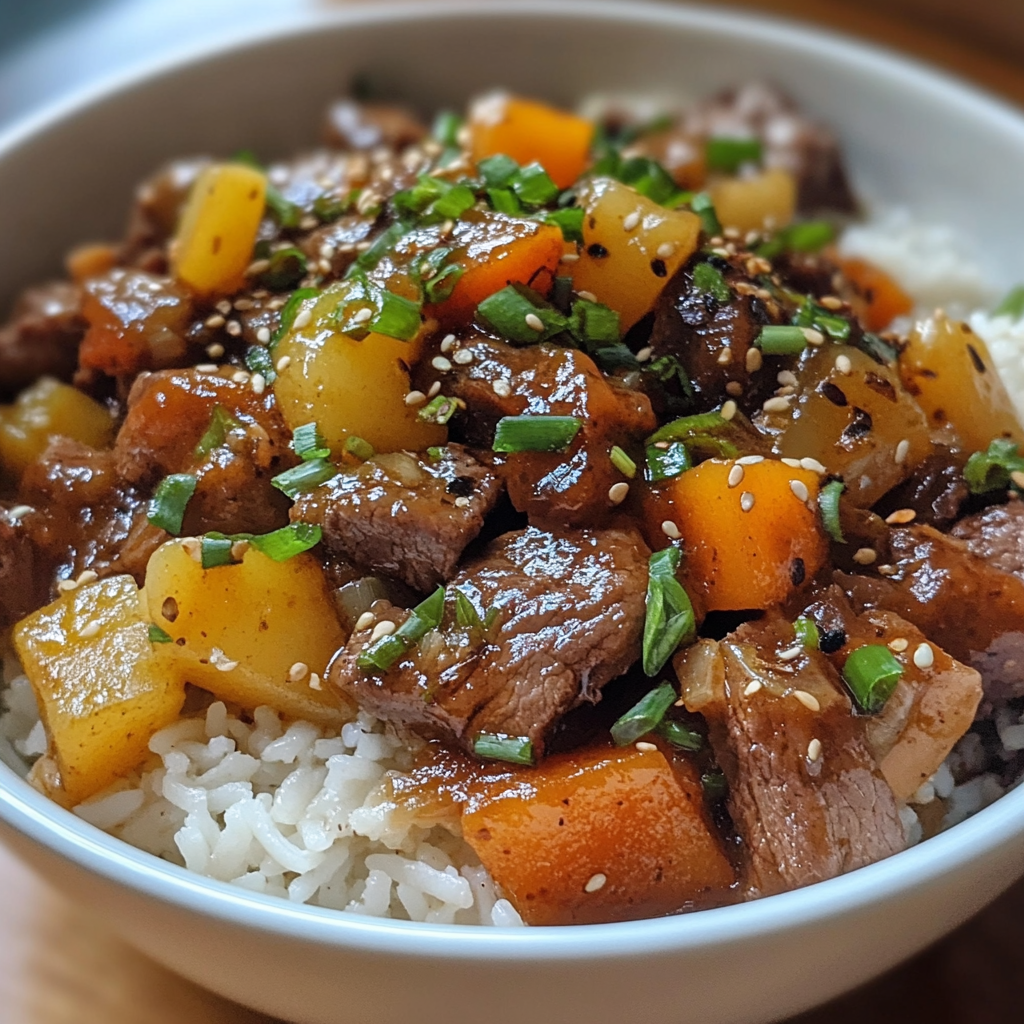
0;507;50;628
323;100;427;152
329;526;650;757
675;614;905;898
838;525;1024;704
0;283;86;399
874;446;969;529
292;445;503;593
951;501;1024;581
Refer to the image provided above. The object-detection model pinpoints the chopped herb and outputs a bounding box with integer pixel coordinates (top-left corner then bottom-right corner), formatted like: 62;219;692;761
793;616;820;650
259;246;308;291
642;547;697;676
265;184;303;229
648;410;728;446
432;182;476;220
646;354;696;404
842;644;903;714
702;770;728;801
858;332;899;366
596;152;686;207
705;136;763;174
368;288;422;341
432;110;463;148
200;534;235;569
994;286;1024;320
250;523;322;562
271;458;338;498
245;345;276;383
610;445;637;478
473;732;535;766
272;287;319;344
147;474;197;535
477;154;520;188
544;206;585;244
477;284;568;344
793;297;851;341
418;394;461;425
352;220;410;274
646;441;692;482
492;415;582;453
291;422;330;462
454;589;483;630
357;586;446;672
511;162;559;208
964;438;1024;494
570;297;621;345
692;261;731;304
312;191;353;223
588;343;642;372
487;187;523;215
818;479;846;543
785;220;835;253
195;405;241;459
426;446;445;461
656;719;702;751
423;262;465;304
611;681;677;746
345;436;375;461
148;624;173;644
690;192;721;236
757;325;808;355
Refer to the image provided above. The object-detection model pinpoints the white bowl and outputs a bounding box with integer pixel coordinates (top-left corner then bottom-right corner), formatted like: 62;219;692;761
1;4;1023;1023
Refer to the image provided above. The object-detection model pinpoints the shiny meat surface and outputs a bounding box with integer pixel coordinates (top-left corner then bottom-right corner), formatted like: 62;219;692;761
0;507;49;630
329;526;650;757
292;445;504;593
322;100;427;152
952;500;1024;581
676;614;905;898
874;446;969;529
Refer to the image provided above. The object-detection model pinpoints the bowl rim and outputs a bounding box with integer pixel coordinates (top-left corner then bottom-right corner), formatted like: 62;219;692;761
1;0;1023;959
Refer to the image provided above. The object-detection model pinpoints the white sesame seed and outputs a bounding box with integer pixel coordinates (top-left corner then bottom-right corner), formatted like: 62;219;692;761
801;328;825;346
492;379;512;398
885;508;916;525
453;349;474;365
355;611;375;632
251;373;266;395
745;347;763;373
79;619;101;639
233;298;254;311
763;396;791;414
211;648;239;673
636;346;653;363
725;381;743;397
232;370;251;384
656;242;676;259
255;327;271;345
737;455;765;466
559;252;580;264
608;482;630;505
225;320;242;337
577;290;598;303
523;312;546;333
799;457;827;474
431;356;453;372
216;300;232;316
895;439;910;465
743;680;762;697
195;363;219;373
427;381;442;399
781;457;802;468
230;540;249;561
853;547;877;565
404;390;427;406
370;621;396;642
204;315;226;331
877;564;898;576
779;645;804;661
807;738;823;762
776;370;797;387
790;479;810;502
717;347;733;366
1012;471;1024;490
740;491;755;512
454;496;471;509
245;259;271;277
835;354;853;375
775;385;796;397
275;355;292;373
299;215;318;231
820;295;844;310
584;873;608;893
292;309;312;330
319;243;336;260
206;342;226;359
288;662;309;683
8;504;33;520
913;642;935;670
661;520;681;540
727;464;745;488
440;333;457;353
57;578;78;593
182;538;202;562
77;570;98;586
793;690;820;712
309;673;323;691
721;400;737;421
888;637;909;653
623;211;641;231
353;307;373;325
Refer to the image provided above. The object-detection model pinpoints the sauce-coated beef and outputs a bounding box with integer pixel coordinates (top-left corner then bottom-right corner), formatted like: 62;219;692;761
874;446;969;529
0;507;50;629
323;100;427;152
951;500;1024;581
292;445;503;593
329;526;650;757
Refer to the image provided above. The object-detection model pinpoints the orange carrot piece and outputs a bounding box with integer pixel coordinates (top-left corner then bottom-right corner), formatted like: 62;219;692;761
838;256;913;332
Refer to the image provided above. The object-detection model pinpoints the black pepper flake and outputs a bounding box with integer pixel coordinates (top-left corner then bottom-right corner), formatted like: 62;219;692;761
790;558;806;587
819;381;848;407
446;475;476;498
844;407;873;439
967;343;986;374
650;258;668;278
748;296;771;325
864;372;897;402
819;628;847;654
161;596;179;623
587;242;609;259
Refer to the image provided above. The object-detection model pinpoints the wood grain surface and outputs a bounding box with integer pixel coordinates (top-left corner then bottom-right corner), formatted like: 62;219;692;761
2;2;1023;1022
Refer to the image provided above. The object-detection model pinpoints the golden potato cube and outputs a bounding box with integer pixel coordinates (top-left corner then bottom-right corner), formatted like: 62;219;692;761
570;178;701;330
144;540;349;725
13;575;186;805
709;167;797;233
171;163;266;297
0;377;115;478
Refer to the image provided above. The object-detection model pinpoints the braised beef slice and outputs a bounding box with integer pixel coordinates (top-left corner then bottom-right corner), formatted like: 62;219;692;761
0;507;50;629
434;338;655;527
837;524;1024;704
874;446;969;529
329;526;650;757
323;101;427;152
292;446;503;593
675;613;904;898
0;283;86;399
951;501;1024;581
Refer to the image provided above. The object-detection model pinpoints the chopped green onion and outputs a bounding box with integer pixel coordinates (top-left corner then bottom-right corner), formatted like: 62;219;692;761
601;154;686;207
272;287;319;344
647;410;728;446
692;262;731;304
352;220;410;273
858;332;899;366
702;770;728;801
477;284;568;344
432;110;463;148
690;192;721;236
473;733;535;766
544;206;585;244
368;289;422;341
418;395;461;425
357;586;446;671
656;719;702;751
200;534;236;569
842;644;903;714
426;446;445;461
454;589;483;630
588;343;641;373
646;441;692;482
994;285;1024;320
291;422;330;462
493;415;582;453
487;187;523;215
705;136;763;174
259;246;308;291
431;183;476;220
645;354;696;403
511;162;559;208
818;479;846;543
147;474;197;535
570;297;620;346
642;547;697;676
345;436;375;461
610;681;677;746
793;298;851;341
477;154;519;188
265;184;303;229
424;262;465;304
250;523;322;561
271;458;338;499
195;405;241;459
610;445;637;478
148;624;173;644
757;325;808;355
785;221;835;253
312;191;352;223
245;345;276;384
964;438;1024;494
793;616;820;650
614;113;675;146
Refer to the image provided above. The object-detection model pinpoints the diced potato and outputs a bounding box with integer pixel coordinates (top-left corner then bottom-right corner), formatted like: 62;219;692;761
900;314;1024;452
469;93;594;190
273;284;446;453
462;743;734;925
0;377;115;479
143;540;349;725
570;178;701;330
709;168;797;233
13;575;186;805
171;163;266;297
771;345;931;507
645;458;827;612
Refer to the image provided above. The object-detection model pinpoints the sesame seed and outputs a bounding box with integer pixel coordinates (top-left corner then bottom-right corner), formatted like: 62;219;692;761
195;363;219;373
232;370;251;384
230;540;249;560
775;385;796;397
853;547;877;565
182;538;202;562
835;354;853;375
721;400;737;421
288;662;309;683
656;242;676;259
275;355;292;373
746;347;763;373
353;307;373;325
1012;471;1024;490
725;381;743;397
77;570;98;586
79;619;101;639
431;356;452;372
211;649;239;673
319;244;336;260
454;496;471;509
801;328;825;347
913;642;935;670
636;346;653;363
799;457;826;474
428;381;442;399
623;211;641;231
206;342;226;359
309;673;323;691
635;741;658;753
737;455;764;466
584;873;608;893
608;482;629;505
779;645;803;661
661;520;681;540
885;509;916;525
894;439;910;465
245;259;271;277
440;333;456;353
453;349;474;365
255;327;271;345
819;296;844;310
777;370;798;387
740;491;755;512
355;612;375;632
743;680;762;697
763;396;792;414
225;320;242;337
205;314;226;329
807;738;822;762
299;215;318;231
405;390;427;406
492;379;512;398
888;637;909;652
233;298;254;311
251;374;266;395
292;309;312;330
577;290;598;303
559;252;580;264
793;690;820;712
714;346;732;367
216;300;232;316
57;578;78;593
877;564;898;576
8;504;33;520
790;479;810;502
370;621;396;642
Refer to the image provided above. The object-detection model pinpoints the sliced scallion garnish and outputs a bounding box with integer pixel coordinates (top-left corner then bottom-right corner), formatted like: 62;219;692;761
544;206;585;244
642;547;696;676
692;262;731;304
511;162;559;208
756;325;808;355
432;110;463;148
245;345;276;384
271;458;338;499
249;523;322;562
818;479;846;543
611;682;677;746
477;154;519;189
477;284;568;344
646;441;692;483
705;136;763;174
569;297;620;347
487;188;523;215
201;535;235;569
147;474;197;535
993;285;1024;320
424;263;464;304
609;445;637;478
473;732;535;766
842;644;902;714
492;415;582;454
272;287;319;344
418;395;461;426
344;435;375;461
793;616;820;650
656;719;702;751
195;405;241;459
690;192;721;236
291;422;330;462
148;624;173;644
357;586;446;672
259;246;308;291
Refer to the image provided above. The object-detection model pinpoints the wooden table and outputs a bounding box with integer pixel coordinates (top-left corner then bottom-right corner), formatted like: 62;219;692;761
3;2;1024;1022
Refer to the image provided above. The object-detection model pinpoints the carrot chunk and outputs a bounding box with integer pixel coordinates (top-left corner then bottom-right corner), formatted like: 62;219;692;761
838;255;913;332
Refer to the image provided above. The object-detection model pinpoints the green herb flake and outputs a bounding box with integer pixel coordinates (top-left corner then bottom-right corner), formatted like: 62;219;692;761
793;616;820;650
611;682;678;746
259;246;308;291
702;770;728;802
492;415;582;454
511;162;559;208
793;298;851;341
249;523;323;562
195;405;241;459
544;206;585;244
369;288;422;341
424;262;465;304
345;436;375;461
147;474;197;535
656;719;703;751
477;284;568;344
610;445;637;479
646;441;692;483
432;110;463;149
473;732;535;766
418;395;462;426
477;154;520;189
964;438;1024;494
272;287;319;344
705;136;763;174
994;285;1024;321
357;586;446;672
569;298;621;347
487;187;523;215
148;624;173;644
692;262;731;304
454;589;484;630
642;547;697;676
757;325;808;355
291;422;330;462
244;345;276;384
200;534;236;569
690;192;722;237
271;458;338;499
265;183;303;229
842;644;903;714
818;479;846;543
